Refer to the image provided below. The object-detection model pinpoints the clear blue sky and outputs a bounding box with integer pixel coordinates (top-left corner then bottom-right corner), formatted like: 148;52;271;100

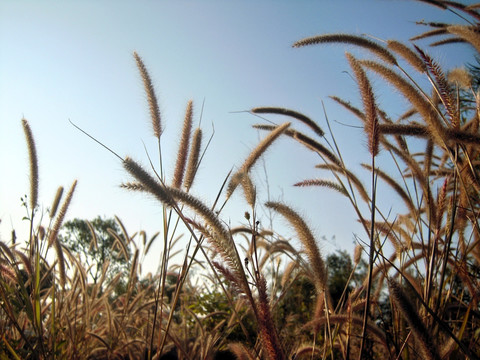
0;1;474;274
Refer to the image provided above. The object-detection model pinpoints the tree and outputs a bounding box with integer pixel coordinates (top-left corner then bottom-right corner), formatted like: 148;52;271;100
60;216;132;294
326;250;354;308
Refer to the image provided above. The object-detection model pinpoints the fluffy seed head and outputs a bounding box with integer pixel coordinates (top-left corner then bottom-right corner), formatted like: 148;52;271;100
50;186;64;219
22;119;39;211
184;127;202;190
293;33;398;66
387;40;427;72
172;100;193;188
48;180;77;247
123;157;173;206
346;53;379;157
266;201;327;292
133;51;162;138
448;67;472;89
251;107;324;137
227;122;290;198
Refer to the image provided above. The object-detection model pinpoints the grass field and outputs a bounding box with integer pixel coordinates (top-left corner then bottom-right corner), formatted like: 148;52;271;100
1;1;480;359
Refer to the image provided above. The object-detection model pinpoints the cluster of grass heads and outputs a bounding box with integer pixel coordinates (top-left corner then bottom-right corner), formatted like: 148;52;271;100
2;0;480;358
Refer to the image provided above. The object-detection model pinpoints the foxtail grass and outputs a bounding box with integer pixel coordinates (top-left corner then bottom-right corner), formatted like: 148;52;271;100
227;122;290;198
346;53;379;157
388;278;441;360
47;180;77;247
360;60;447;145
133;51;162;138
265;202;327;295
293;33;398;66
22;119;39;213
251;107;324;137
387;40;427;73
253;124;342;166
184;127;202;190
49;186;64;219
172;100;193;188
447;25;480;53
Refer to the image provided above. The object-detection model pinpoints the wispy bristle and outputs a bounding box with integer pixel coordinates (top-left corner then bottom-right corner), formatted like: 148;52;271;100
361;163;416;215
253;124;342;166
448;67;472;89
316;163;370;203
346;53;379;157
281;261;297;287
430;37;467;47
387;40;427;73
49;186;64;219
173;100;193;188
294;179;348;197
410;28;448;41
227;122;290;198
54;237;67;288
388;278;441;360
123;157;173;206
293;33;398;66
48;180;77;247
133;52;162;138
22;119;39;211
241;122;290;172
120;181;145;191
354;244;363;265
266;201;327;293
128;249;139;286
379;123;429;138
239;172;256;207
447;25;480;53
360;60;446;145
212;261;242;295
167;186;231;248
414;45;458;128
251;107;324;137
445;127;480;145
256;276;286;360
329;96;365;120
184;128;202;190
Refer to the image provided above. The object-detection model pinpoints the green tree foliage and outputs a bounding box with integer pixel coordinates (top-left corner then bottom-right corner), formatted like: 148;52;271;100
327;250;354;308
60;216;131;293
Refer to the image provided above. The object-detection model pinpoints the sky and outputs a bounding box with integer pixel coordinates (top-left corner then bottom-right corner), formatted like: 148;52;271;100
0;0;476;275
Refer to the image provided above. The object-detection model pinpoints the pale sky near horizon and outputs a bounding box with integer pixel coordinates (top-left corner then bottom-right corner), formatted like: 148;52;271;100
0;1;475;275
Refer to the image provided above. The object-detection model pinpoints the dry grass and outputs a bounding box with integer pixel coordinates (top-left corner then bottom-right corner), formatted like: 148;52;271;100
2;1;480;359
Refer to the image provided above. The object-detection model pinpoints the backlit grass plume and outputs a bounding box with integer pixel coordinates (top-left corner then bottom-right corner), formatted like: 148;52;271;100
48;180;77;247
133;51;162;138
252;124;341;166
184;127;202;190
251;107;324;137
360;59;446;145
388;278;441;360
293;33;398;66
387;40;427;73
227;122;290;198
49;186;64;219
447;25;480;53
173;100;193;188
123;157;173;206
22;118;38;212
265;202;327;293
346;53;379;157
